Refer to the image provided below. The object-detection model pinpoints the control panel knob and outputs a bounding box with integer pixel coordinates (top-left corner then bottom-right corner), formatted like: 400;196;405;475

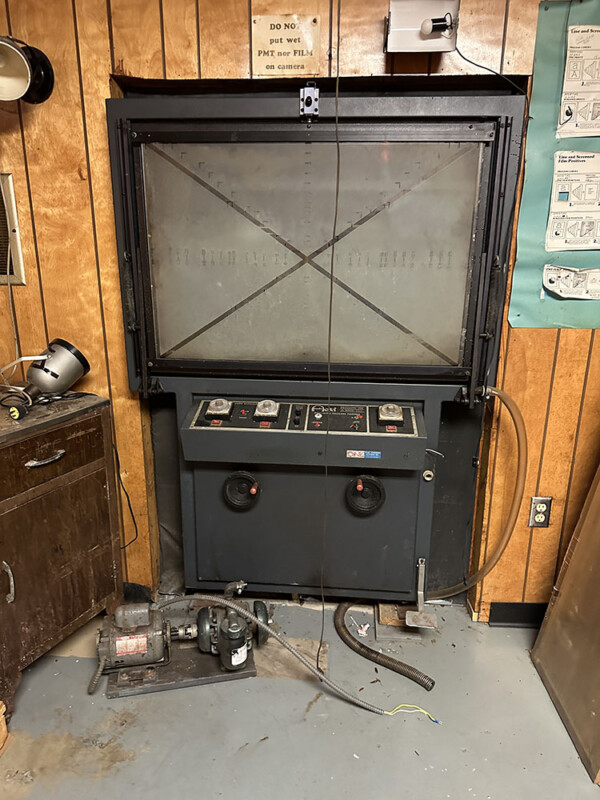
223;471;261;511
206;398;233;417
378;403;404;424
346;475;386;517
254;399;280;419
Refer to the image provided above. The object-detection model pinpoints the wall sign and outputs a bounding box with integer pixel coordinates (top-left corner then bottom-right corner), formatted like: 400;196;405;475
252;14;320;78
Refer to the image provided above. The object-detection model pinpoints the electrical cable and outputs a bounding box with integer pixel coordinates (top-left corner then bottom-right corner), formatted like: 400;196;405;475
87;656;106;695
1;178;20;382
334;602;435;691
157;594;438;721
428;385;528;600
5;273;19;381
454;45;530;104
316;0;342;674
113;443;139;550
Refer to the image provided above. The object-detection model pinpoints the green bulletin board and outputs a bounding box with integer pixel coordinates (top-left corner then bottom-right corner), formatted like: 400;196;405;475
509;0;600;328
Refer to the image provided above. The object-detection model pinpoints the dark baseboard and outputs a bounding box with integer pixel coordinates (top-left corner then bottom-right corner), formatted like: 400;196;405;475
488;602;548;628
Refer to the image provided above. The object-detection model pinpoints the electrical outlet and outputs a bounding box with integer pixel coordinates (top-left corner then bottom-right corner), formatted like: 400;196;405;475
529;497;553;528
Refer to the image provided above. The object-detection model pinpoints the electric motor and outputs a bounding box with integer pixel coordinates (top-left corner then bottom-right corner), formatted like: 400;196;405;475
96;603;168;669
218;611;249;671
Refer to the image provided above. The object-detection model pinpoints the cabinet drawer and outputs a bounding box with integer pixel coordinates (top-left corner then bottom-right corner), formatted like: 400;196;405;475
0;414;104;502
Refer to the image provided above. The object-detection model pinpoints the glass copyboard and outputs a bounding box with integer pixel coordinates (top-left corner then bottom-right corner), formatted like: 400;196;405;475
142;140;483;367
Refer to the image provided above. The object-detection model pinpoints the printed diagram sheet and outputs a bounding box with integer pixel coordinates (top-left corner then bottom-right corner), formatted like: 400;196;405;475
543;264;600;299
546;151;600;251
558;26;600;138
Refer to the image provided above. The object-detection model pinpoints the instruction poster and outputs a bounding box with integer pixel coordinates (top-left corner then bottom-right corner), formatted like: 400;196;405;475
546;151;600;250
509;1;600;328
559;25;600;138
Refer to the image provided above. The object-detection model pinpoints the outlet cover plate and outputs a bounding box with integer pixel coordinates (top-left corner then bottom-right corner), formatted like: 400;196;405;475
529;497;553;528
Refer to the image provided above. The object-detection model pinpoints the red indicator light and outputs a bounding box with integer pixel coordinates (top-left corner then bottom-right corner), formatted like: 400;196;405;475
259;421;271;428
386;425;397;432
211;420;222;426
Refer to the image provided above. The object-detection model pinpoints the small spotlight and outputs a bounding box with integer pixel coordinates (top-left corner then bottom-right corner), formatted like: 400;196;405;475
0;36;54;104
25;339;90;400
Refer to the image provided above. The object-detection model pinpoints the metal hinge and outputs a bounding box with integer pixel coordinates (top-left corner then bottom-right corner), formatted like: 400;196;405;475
300;82;319;125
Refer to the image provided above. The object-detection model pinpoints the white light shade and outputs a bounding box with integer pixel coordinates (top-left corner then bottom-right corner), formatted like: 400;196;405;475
0;37;31;101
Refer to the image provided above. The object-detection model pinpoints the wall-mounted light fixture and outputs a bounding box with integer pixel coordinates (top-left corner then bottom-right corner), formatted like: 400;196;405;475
385;0;460;53
0;36;54;104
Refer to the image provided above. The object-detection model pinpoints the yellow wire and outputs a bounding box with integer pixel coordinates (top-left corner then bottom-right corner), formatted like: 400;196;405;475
384;704;440;723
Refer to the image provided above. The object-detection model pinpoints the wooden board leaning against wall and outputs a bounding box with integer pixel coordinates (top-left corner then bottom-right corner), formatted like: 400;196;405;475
1;0;597;617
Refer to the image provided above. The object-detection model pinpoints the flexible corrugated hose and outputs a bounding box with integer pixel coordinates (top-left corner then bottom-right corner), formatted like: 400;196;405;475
158;595;389;715
87;656;106;695
333;602;435;691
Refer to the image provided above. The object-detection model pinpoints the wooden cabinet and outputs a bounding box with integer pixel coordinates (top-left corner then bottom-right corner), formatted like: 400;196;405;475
0;396;122;713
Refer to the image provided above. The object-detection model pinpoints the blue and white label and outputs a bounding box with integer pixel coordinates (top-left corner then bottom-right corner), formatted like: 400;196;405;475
346;450;382;460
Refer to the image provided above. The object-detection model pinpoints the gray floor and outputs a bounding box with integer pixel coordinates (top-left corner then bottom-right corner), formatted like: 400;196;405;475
2;602;597;799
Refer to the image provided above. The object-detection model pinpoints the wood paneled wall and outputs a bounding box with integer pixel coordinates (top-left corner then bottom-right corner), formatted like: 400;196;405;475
1;0;596;616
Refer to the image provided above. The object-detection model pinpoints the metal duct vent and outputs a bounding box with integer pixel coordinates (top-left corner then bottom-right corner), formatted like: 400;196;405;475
0;174;25;285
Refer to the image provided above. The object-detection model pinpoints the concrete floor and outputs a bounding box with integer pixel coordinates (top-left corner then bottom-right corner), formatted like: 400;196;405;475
2;602;596;799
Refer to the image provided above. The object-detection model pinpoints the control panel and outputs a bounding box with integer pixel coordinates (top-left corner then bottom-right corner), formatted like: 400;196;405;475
182;397;427;470
192;399;417;437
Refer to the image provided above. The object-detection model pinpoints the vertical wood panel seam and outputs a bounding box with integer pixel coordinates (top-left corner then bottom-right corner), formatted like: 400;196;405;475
70;0;114;411
521;328;560;601
554;328;595;579
328;0;333;77
71;0;137;574
195;0;201;78
106;0;115;73
475;322;513;607
499;0;511;74
5;0;50;344
158;0;166;79
248;0;253;77
15;105;49;343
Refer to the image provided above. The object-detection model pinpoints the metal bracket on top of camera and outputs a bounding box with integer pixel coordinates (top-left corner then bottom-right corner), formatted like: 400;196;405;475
300;82;319;125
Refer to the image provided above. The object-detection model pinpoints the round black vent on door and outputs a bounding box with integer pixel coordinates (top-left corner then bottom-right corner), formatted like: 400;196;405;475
345;475;385;516
223;471;260;511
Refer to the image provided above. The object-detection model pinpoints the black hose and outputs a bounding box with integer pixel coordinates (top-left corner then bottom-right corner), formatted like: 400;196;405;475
334;603;435;692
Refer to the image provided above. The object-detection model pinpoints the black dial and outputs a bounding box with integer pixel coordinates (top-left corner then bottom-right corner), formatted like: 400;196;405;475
346;475;386;516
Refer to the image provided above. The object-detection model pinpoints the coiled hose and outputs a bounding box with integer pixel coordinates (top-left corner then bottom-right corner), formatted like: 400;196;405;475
428;385;528;600
333;386;527;683
158;595;389;715
334;602;435;691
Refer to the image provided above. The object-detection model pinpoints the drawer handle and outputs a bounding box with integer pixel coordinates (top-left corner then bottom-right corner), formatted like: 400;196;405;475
24;449;66;469
2;562;14;603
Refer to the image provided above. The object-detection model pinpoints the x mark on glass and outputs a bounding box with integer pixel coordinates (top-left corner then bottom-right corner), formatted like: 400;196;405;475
149;143;471;364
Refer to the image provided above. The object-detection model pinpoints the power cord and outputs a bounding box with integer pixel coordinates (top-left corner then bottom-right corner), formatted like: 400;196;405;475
112;443;139;550
316;0;342;675
455;45;530;104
